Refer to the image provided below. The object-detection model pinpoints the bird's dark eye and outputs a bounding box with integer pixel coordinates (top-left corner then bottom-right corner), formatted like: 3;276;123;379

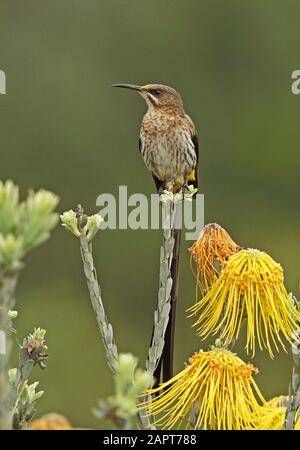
150;89;161;95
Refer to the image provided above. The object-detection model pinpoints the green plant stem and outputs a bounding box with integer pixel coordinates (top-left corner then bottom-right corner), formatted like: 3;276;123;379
141;196;179;430
9;350;35;428
146;197;176;377
79;234;118;373
0;269;19;430
285;332;300;429
76;199;178;430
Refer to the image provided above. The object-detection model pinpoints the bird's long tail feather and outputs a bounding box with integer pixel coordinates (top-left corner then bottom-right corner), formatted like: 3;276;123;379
153;227;181;386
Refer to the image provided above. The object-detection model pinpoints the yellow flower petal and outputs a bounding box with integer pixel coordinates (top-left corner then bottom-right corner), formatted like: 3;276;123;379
188;249;300;357
189;223;241;295
140;348;264;430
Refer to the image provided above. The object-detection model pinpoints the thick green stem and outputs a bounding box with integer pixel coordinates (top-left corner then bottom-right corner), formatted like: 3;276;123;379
79;234;118;373
142;196;180;430
73;200;180;430
285;332;300;429
79;234;150;430
0;270;19;430
146;197;177;376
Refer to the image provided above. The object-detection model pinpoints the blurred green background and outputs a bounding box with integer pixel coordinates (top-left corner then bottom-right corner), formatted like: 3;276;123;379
0;0;300;428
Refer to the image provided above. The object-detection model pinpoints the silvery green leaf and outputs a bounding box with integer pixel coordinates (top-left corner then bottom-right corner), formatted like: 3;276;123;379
166;277;173;298
157;340;165;356
20;386;29;404
153;325;162;341
93;283;100;298
292;349;300;370
20;348;29;365
21;360;34;379
111;346;118;360
162;303;171;318
8;386;18;406
285;411;295;430
158;287;165;304
160;261;168;283
148;346;156;361
160;246;164;263
165;237;175;256
15;368;22;385
292;371;300;392
163;229;171;239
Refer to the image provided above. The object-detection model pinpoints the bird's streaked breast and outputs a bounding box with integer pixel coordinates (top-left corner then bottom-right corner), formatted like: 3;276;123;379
140;111;197;183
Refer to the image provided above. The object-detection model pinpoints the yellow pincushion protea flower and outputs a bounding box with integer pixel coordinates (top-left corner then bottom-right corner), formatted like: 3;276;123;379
295;418;300;430
256;407;286;430
140;348;264;430
254;404;286;430
188;249;300;357
189;223;241;295
254;396;300;430
267;395;288;409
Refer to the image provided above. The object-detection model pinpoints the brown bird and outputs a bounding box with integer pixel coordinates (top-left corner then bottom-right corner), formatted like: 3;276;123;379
112;83;199;385
112;83;199;193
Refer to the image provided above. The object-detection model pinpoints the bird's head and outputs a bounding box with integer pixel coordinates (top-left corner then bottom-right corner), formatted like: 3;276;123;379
112;83;184;111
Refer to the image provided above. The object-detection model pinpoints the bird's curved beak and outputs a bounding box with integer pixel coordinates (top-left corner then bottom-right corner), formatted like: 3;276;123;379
111;84;142;92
